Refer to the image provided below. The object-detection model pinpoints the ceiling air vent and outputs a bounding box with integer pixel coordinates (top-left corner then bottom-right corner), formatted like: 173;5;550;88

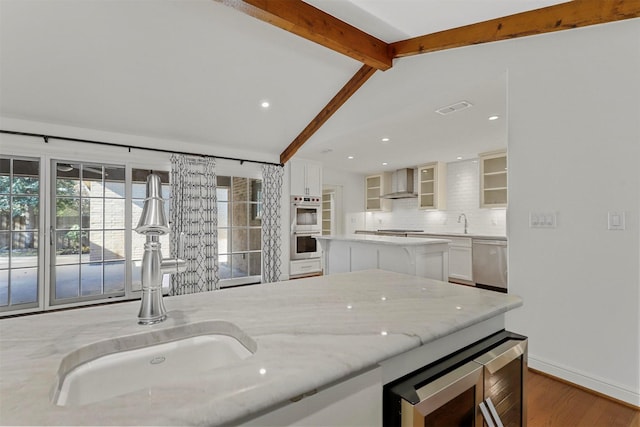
435;101;472;115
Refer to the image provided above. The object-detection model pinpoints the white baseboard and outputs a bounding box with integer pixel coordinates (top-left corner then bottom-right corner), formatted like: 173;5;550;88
528;355;640;407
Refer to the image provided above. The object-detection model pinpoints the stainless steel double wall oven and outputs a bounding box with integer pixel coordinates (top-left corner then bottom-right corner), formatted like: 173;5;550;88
290;196;321;260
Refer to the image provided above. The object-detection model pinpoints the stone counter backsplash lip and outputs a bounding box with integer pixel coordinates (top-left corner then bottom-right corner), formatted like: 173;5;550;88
0;269;522;426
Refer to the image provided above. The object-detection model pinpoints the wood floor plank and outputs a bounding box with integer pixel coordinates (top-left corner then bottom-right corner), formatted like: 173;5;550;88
527;370;639;427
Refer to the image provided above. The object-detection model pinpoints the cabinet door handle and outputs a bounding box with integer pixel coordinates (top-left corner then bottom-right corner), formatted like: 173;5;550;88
485;397;504;427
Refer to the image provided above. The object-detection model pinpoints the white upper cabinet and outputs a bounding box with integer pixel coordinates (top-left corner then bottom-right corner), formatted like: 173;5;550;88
290;159;322;197
365;173;391;212
479;150;507;208
417;162;446;210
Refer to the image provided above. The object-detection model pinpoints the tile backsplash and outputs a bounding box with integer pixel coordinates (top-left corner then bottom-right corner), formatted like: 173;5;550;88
363;159;506;236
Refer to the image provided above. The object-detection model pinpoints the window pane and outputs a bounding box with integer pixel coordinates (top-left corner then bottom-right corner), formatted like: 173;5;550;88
81;263;103;296
10;267;37;304
219;255;231;280
103;230;125;260
231;228;247;252
249;203;261;227
56;230;81;263
0;232;8;269
0;269;7;306
12;232;38;267
12;176;39;195
104;261;125;293
232;177;248;201
55;264;79;299
132;183;146;199
231;253;248;278
249;252;261;276
217;175;231;190
104;198;125;229
56;163;80;196
249;179;262;203
86;230;103;262
218;228;229;254
57;198;80;229
232;202;248;227
12;196;39;230
0;175;9;194
82;198;103;229
217;201;229;227
0;158;9;174
0;196;9;230
105;180;125;197
13;159;39;177
249;228;261;251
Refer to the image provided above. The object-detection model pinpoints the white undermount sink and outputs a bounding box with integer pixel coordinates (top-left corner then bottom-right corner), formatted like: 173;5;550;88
52;321;257;406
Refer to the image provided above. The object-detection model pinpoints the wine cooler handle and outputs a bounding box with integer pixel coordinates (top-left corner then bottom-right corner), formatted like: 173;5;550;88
479;398;504;427
485;397;504;427
479;401;496;427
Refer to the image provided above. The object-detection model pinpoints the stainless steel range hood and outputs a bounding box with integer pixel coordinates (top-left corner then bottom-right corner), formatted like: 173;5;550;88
381;168;417;199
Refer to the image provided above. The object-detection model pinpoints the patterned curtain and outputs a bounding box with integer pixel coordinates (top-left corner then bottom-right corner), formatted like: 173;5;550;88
169;154;219;295
261;164;284;283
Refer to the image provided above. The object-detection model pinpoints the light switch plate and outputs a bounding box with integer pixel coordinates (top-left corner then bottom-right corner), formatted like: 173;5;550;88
529;212;557;228
608;211;625;230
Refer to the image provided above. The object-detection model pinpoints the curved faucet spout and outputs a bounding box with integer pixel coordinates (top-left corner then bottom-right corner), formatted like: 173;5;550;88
457;213;468;234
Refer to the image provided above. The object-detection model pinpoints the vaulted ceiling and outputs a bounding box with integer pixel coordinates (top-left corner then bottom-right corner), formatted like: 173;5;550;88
1;1;638;173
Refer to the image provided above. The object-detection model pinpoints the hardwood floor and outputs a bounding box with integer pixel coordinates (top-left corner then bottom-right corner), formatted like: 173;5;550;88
527;370;640;427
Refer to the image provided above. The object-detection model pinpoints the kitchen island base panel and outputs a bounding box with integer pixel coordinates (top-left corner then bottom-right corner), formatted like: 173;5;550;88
240;367;382;427
317;235;450;281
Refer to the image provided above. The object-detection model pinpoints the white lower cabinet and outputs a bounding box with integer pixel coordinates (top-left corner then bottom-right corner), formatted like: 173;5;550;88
448;237;473;283
242;367;382;426
290;259;322;277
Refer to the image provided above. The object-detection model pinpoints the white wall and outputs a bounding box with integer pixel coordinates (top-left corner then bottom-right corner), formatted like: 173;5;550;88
360;159;507;236
503;20;640;405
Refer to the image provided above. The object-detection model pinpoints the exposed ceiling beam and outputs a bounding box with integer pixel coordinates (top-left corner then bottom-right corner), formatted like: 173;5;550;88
217;0;392;71
389;0;640;58
280;64;377;164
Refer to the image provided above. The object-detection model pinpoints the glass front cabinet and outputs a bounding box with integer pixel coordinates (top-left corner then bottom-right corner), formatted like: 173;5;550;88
417;162;446;210
480;150;507;208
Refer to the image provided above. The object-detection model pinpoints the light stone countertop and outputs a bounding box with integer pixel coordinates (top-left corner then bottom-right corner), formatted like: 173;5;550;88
356;230;508;241
315;234;451;245
0;270;522;426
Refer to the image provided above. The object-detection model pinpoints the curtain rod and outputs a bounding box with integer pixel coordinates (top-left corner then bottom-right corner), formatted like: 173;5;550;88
0;129;284;167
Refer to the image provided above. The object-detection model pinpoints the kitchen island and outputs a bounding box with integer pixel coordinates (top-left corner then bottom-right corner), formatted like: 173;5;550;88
316;234;451;281
0;270;522;426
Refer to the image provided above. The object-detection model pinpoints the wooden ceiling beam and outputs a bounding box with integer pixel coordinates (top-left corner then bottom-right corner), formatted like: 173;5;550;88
390;0;640;58
279;64;377;164
217;0;392;70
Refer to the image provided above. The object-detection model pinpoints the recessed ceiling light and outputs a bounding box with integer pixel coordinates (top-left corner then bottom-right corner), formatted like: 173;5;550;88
347;156;354;160
261;101;270;108
381;137;390;142
456;156;463;160
382;162;388;166
488;115;500;121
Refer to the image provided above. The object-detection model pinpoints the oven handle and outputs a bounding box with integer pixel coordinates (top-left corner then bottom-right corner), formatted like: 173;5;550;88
292;231;321;235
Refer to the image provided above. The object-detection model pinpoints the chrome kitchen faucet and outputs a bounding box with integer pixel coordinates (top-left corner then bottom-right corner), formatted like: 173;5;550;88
135;173;186;325
458;213;468;234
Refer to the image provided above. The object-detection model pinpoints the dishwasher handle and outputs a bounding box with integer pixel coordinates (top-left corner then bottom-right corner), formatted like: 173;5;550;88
473;239;507;246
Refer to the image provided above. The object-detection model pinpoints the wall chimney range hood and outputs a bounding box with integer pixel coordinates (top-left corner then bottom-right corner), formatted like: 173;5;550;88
381;168;417;199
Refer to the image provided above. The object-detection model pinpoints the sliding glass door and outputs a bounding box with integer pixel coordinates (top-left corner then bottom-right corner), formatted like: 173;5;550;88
0;157;41;311
51;161;126;304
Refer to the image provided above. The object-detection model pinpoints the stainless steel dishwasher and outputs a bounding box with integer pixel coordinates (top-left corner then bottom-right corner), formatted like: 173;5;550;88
472;239;508;292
